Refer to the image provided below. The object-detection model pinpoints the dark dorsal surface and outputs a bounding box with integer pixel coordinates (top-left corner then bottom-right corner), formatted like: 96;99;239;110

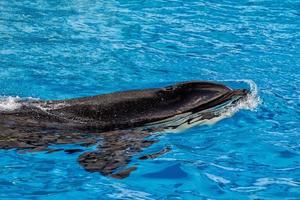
44;81;245;131
0;81;248;178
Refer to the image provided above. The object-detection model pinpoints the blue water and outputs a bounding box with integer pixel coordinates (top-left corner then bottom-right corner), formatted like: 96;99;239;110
0;0;300;199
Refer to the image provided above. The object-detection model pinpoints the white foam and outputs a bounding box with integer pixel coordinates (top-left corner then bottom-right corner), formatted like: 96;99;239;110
0;96;22;111
0;96;69;112
209;79;261;121
199;79;260;124
229;79;261;111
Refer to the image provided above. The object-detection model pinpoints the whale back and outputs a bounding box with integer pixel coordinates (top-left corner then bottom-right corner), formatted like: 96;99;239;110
47;81;240;130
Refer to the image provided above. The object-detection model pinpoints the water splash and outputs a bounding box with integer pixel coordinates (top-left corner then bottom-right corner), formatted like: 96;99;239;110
0;96;68;111
215;79;261;119
203;79;261;124
0;96;22;111
228;79;261;110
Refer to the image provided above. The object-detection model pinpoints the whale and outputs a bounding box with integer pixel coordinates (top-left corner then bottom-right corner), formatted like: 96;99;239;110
0;81;249;178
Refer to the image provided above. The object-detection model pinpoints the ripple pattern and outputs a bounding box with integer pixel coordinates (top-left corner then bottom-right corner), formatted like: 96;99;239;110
0;0;300;199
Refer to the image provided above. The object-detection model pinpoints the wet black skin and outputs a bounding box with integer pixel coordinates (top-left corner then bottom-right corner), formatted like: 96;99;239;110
0;81;248;178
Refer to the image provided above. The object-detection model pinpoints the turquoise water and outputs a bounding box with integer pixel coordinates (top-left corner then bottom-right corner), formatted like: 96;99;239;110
0;0;300;199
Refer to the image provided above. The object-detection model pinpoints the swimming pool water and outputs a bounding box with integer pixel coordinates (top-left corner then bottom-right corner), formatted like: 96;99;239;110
0;0;300;199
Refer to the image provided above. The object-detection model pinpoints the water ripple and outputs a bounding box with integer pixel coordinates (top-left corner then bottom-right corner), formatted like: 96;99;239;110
1;0;300;199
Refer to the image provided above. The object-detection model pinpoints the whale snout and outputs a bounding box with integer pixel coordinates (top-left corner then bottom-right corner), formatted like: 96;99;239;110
159;81;249;113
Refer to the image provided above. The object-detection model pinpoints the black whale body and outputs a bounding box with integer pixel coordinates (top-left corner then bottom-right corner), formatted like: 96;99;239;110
0;81;248;178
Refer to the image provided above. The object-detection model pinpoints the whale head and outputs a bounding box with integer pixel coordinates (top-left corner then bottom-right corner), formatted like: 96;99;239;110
139;81;249;131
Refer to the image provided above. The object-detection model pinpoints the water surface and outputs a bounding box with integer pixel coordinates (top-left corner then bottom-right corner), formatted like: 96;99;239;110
0;0;300;199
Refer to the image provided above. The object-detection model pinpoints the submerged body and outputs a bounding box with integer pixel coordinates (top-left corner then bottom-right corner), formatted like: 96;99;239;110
0;81;248;178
